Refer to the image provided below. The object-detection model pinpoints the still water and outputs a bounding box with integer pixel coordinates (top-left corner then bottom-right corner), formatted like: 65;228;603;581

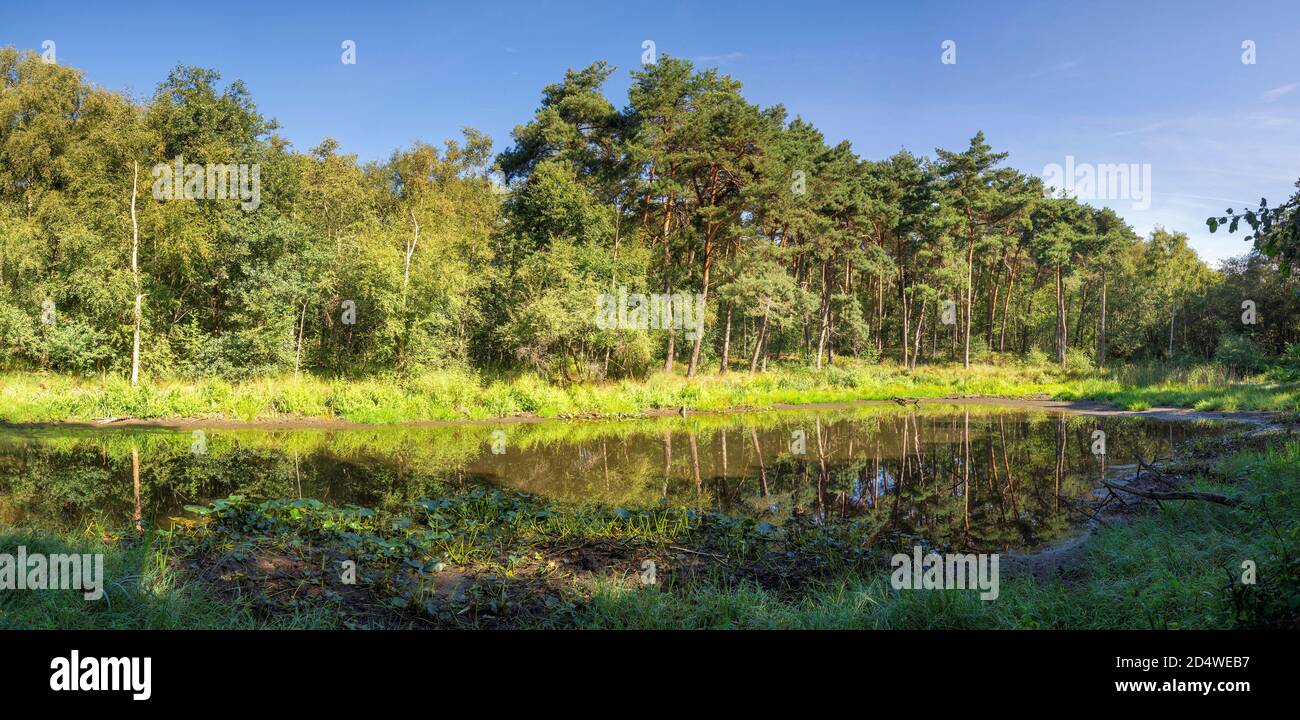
0;404;1238;552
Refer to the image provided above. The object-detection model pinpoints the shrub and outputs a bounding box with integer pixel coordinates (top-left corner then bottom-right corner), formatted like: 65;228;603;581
1065;347;1095;373
1213;334;1266;376
1022;347;1050;367
1266;343;1300;382
42;320;112;375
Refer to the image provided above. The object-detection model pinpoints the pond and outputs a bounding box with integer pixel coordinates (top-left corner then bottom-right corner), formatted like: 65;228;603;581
0;403;1240;553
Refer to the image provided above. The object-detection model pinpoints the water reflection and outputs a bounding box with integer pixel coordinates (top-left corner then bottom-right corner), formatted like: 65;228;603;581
0;404;1234;552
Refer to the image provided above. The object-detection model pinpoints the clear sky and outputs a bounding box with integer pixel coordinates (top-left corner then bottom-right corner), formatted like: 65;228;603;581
3;0;1297;265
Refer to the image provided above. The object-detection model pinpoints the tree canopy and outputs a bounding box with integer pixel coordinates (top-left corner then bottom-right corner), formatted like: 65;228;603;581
1;47;1294;382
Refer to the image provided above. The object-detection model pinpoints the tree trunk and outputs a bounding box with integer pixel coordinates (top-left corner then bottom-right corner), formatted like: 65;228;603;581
130;162;142;386
816;259;831;370
661;193;675;374
875;272;884;353
131;445;143;536
1073;281;1091;349
999;250;1020;352
400;208;420;367
688;432;701;492
719;301;733;373
294;300;307;376
963;230;976;368
1097;268;1108;368
986;249;1005;352
1168;303;1176;359
1054;413;1065;512
686;248;713;377
750;427;769;496
750;298;770;372
898;260;910;367
962;411;971;532
403;209;419;299
687;174;722;377
1056;264;1067;369
910;300;926;369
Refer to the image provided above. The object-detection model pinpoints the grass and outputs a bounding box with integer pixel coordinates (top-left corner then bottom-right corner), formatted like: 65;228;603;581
0;522;333;629
2;359;1297;424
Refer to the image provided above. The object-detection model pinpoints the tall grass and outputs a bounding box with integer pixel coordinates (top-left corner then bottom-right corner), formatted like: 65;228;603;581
1070;361;1300;412
1;360;1296;425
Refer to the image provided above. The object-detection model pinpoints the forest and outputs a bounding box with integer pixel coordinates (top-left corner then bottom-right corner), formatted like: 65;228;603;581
2;46;1299;388
2;32;1299;639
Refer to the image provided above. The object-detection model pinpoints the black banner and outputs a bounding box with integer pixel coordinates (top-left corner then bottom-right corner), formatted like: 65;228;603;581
0;630;1286;708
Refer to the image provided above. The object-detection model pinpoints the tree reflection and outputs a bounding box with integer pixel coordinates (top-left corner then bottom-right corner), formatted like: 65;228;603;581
0;407;1230;552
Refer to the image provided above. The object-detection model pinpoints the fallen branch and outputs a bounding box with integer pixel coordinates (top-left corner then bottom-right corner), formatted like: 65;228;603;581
669;545;728;562
1105;487;1128;507
1100;481;1241;507
1134;452;1179;489
1060;496;1107;524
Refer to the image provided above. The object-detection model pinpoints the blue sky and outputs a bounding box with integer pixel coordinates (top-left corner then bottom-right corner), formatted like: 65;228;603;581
3;0;1297;265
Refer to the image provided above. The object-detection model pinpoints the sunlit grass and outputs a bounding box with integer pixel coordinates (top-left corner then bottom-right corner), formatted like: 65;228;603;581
0;360;1295;424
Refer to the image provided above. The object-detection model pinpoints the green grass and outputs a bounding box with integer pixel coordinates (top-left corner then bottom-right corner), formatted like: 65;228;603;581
0;522;333;629
1062;380;1300;413
3;360;1297;424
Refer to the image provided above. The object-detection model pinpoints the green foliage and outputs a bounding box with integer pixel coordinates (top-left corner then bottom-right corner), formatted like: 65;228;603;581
1213;334;1267;375
1208;180;1300;276
1267;343;1300;382
0;45;1295;388
1064;346;1095;372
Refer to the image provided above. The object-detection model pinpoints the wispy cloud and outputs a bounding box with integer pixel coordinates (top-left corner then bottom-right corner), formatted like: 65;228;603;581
1029;59;1080;78
1158;191;1255;206
693;51;745;66
1109;122;1165;137
1262;83;1297;102
1241;111;1295;128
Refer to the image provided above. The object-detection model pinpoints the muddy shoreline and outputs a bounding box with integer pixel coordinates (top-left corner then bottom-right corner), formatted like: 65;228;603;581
0;395;1282;432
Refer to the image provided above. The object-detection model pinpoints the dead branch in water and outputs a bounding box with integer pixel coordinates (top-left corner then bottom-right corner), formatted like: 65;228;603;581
1134;452;1189;491
1100;481;1241;507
